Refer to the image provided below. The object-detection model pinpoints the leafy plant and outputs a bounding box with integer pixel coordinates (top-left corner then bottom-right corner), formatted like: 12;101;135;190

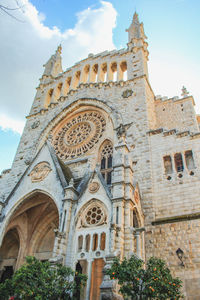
0;256;87;300
107;255;183;300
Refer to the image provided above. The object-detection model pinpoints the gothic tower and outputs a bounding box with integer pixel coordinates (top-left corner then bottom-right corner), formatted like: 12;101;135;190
0;13;200;299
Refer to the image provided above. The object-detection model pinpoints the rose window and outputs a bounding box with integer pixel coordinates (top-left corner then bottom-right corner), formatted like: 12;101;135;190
65;122;91;146
52;111;106;160
85;206;104;225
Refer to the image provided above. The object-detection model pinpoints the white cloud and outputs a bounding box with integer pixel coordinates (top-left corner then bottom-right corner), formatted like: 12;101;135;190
0;114;24;134
0;0;117;133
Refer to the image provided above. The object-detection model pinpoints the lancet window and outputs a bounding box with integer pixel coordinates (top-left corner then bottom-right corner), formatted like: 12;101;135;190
100;141;113;185
174;153;184;172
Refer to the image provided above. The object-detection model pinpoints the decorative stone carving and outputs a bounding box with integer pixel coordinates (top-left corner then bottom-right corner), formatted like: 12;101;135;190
54;229;65;238
25;159;31;165
116;124;126;139
52;110;106;160
85;205;105;226
122;89;133;98
116;123;132;141
89;181;100;193
110;224;121;236
77;201;107;228
31;120;40;129
29;162;51;182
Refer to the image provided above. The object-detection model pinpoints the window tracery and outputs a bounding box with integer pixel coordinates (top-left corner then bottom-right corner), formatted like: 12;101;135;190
52;111;106;160
100;141;113;185
85;206;104;226
77;201;107;229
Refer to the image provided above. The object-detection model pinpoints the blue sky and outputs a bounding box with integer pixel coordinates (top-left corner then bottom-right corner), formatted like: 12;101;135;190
0;0;200;173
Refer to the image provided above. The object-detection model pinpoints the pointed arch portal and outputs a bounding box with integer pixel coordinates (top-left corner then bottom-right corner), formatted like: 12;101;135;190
0;192;59;282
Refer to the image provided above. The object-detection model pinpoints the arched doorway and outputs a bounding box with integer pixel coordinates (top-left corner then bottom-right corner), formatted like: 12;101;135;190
0;228;19;282
0;192;59;278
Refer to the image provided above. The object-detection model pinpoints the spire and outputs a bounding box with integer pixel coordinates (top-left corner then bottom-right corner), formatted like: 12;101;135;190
133;12;139;25
43;44;63;78
126;12;146;42
181;86;189;98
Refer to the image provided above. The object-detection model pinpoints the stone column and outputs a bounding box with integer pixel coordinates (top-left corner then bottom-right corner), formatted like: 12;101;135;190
52;183;78;259
86;260;93;300
134;228;145;259
100;254;123;300
135;231;141;258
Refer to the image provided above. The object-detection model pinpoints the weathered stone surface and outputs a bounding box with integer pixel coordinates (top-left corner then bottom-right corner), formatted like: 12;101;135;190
0;12;199;300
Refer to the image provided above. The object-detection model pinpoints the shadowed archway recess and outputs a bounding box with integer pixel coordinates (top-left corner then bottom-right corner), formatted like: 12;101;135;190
0;192;59;278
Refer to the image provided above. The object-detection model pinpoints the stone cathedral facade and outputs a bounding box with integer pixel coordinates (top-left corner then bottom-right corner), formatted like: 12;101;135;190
0;13;200;299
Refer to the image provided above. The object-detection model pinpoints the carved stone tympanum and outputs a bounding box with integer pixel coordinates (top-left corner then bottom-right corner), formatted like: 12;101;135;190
29;162;51;182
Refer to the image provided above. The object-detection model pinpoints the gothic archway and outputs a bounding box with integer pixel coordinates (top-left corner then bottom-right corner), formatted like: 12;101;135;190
0;192;59;276
0;228;19;282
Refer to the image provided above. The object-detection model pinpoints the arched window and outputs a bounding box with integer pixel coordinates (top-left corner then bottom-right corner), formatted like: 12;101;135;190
100;141;113;185
133;210;139;228
45;88;53;108
174;153;184;172
119;61;127;81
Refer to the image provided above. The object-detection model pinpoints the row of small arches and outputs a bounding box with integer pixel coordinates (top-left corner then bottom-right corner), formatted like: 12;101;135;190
77;232;106;253
45;61;128;108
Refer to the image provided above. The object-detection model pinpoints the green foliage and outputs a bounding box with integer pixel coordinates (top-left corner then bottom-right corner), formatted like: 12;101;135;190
0;256;87;300
107;255;183;300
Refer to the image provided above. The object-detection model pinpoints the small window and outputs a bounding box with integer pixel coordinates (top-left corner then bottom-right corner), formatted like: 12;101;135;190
185;150;194;170
78;235;83;252
163;156;173;174
100;141;113;185
174;153;184;172
133;210;139;228
92;234;98;251
116;206;119;224
85;234;90;252
100;233;106;251
120;61;127;81
45;88;54;108
61;210;66;232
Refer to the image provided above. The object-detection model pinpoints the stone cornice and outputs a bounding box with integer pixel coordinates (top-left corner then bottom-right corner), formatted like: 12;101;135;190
152;212;200;225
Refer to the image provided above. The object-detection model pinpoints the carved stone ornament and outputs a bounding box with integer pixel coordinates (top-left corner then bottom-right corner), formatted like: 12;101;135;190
29;162;51;182
116;122;133;140
31;120;40;129
89;181;100;193
77;201;107;228
116;124;126;138
122;89;133;98
52;110;106;160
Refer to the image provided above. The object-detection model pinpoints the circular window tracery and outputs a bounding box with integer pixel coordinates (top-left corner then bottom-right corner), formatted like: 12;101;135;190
77;202;107;228
85;206;104;226
65;122;91;146
52;111;106;160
